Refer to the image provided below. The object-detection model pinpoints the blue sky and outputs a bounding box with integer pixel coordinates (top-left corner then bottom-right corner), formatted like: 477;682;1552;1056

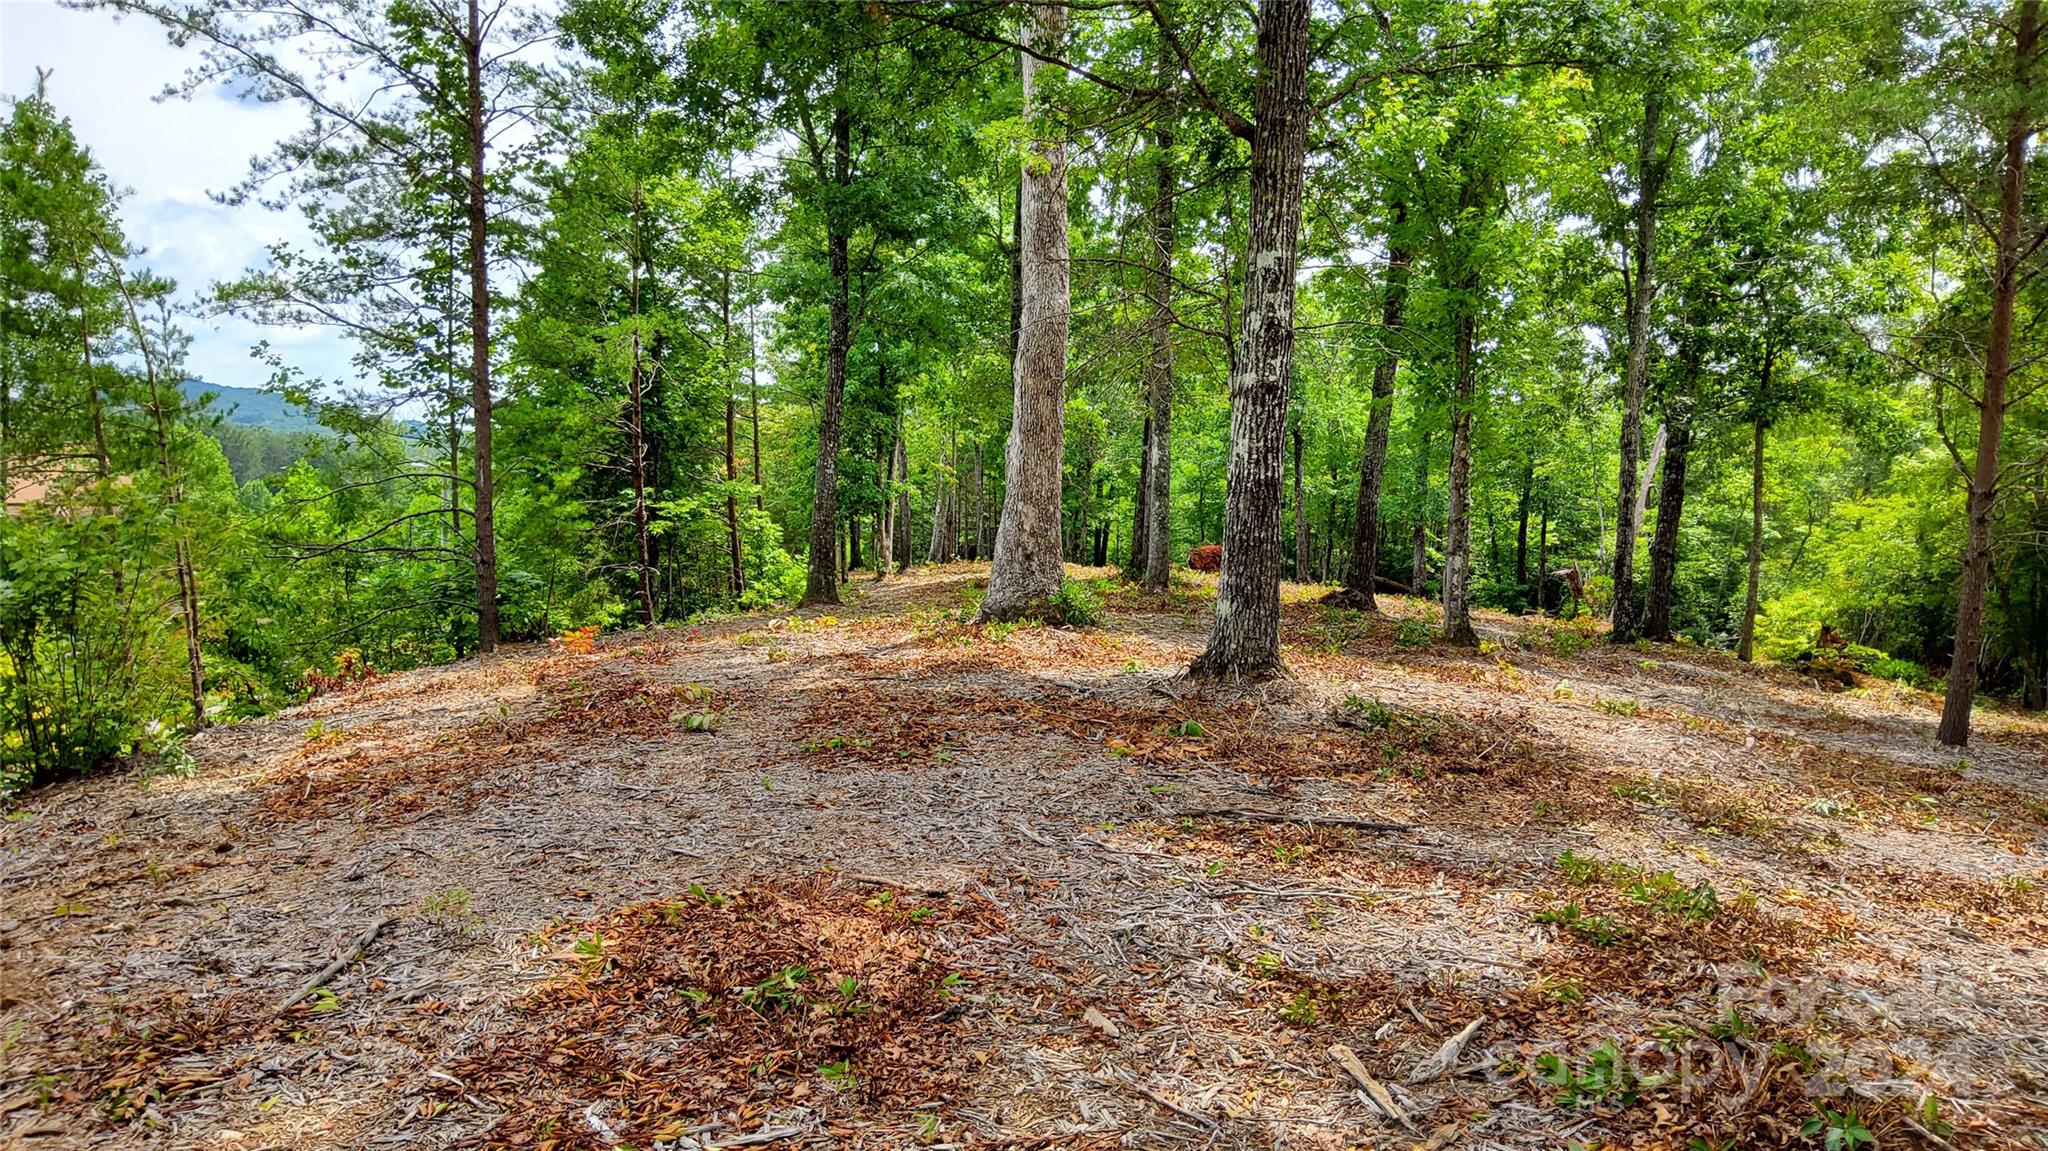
1;0;355;391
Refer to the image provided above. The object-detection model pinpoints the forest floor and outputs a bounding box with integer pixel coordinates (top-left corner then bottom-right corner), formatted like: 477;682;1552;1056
4;564;2047;1151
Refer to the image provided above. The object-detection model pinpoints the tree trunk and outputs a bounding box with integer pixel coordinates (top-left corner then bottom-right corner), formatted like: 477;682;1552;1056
1138;93;1177;592
1441;296;1479;646
1940;0;2038;746
1536;504;1549;616
980;2;1071;621
876;430;892;579
893;427;912;569
1339;209;1413;610
803;103;854;606
1736;403;1769;659
723;271;744;597
1642;411;1692;641
1609;85;1663;644
1130;416;1152;571
750;298;764;512
1188;0;1309;680
464;0;499;651
1514;459;1533;594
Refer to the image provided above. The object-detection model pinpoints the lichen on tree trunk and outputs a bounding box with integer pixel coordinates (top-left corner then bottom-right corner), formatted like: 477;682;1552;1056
979;2;1071;623
1187;0;1309;682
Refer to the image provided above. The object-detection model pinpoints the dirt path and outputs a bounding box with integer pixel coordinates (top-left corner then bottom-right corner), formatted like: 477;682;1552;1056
4;564;2045;1151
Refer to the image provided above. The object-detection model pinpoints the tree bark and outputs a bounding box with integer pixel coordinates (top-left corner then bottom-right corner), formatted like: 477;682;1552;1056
1514;458;1533;595
723;270;744;597
1441;291;1479;646
1940;0;2039;746
1188;0;1309;680
980;2;1071;621
1642;407;1692;641
1609;85;1663;644
1141;87;1177;592
1736;430;1766;659
1338;209;1413;610
803;102;854;606
464;0;499;651
1130;415;1152;571
893;425;912;569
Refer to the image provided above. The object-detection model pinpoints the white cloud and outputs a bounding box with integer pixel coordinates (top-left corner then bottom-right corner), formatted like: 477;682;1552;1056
1;0;356;390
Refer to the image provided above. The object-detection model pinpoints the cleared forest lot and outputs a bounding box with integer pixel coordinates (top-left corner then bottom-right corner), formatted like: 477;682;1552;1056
4;565;2045;1151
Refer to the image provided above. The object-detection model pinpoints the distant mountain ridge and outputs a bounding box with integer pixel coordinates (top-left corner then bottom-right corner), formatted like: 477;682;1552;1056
179;379;322;432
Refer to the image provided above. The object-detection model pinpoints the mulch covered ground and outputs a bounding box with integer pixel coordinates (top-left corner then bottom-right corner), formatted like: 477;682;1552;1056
3;564;2045;1151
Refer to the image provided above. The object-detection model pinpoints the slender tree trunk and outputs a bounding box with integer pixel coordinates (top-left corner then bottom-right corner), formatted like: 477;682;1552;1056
1738;417;1766;662
980;2;1071;621
803;103;854;606
1610;85;1663;643
750;298;764;512
723;271;744;597
463;0;499;651
1536;504;1550;616
1339;209;1413;610
975;441;989;559
1514;459;1533;594
1940;0;2038;745
1130;415;1152;570
877;429;893;579
1441;299;1479;646
893;428;912;569
115;273;207;731
1291;421;1308;582
848;508;862;570
1188;0;1309;680
1141;85;1177;592
1643;415;1692;641
626;192;657;627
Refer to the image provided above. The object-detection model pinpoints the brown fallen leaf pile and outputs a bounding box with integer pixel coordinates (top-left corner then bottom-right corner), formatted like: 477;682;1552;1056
444;876;1005;1149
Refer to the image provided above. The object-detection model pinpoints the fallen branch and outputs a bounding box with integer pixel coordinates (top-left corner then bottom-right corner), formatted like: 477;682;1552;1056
1329;1043;1419;1133
1094;1072;1219;1132
1175;807;1413;833
703;1126;806;1149
276;915;396;1014
1407;1016;1485;1084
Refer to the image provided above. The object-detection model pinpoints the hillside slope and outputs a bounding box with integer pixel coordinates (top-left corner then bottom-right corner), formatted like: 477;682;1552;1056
3;566;2045;1150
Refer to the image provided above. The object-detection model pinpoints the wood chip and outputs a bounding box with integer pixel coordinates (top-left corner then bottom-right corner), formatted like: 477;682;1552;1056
1407;1015;1485;1084
1328;1043;1419;1133
1082;1006;1122;1038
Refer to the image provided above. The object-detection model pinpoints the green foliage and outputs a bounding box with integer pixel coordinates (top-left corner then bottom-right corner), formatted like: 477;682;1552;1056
1531;1042;1655;1109
1048;579;1103;628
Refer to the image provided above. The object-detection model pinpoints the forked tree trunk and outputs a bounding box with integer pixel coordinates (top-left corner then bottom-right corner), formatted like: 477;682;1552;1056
1187;0;1310;680
980;2;1071;621
1610;85;1664;644
803;103;854;606
464;0;499;651
1940;0;2039;746
1141;88;1177;592
1339;211;1413;610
